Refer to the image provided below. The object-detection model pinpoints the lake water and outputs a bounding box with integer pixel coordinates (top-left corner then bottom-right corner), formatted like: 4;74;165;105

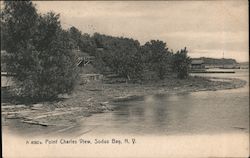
79;69;249;136
3;69;249;158
2;69;249;137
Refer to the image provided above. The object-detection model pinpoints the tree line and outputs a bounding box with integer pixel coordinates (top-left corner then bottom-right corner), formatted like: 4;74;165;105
67;28;191;80
1;1;191;101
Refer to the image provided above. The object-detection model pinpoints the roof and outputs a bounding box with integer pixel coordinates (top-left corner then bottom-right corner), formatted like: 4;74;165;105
81;52;92;57
191;59;204;64
72;49;94;58
97;47;104;50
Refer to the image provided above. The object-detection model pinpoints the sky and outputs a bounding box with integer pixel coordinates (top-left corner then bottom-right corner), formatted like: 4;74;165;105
34;1;248;62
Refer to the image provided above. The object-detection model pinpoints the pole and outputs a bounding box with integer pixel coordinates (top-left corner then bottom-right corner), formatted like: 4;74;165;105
223;51;224;68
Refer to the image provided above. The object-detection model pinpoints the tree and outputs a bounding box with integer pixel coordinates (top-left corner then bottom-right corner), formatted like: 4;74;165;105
1;1;38;53
90;33;144;80
1;13;7;50
79;33;97;56
110;38;143;80
141;40;172;79
68;26;82;49
172;47;191;79
2;1;39;80
2;1;79;102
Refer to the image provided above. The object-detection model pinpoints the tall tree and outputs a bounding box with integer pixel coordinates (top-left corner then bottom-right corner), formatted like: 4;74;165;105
141;40;172;79
68;26;82;49
1;0;39;79
2;1;78;101
79;33;97;56
91;33;143;80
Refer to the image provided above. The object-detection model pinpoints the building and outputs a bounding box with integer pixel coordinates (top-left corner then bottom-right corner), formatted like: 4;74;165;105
76;52;95;67
96;47;104;51
73;49;95;67
191;59;205;69
72;49;104;83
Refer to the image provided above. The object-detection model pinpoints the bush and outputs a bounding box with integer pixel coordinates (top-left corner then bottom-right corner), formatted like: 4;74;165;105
172;47;191;79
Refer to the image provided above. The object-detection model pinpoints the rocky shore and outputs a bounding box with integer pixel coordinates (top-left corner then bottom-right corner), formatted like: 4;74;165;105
1;76;247;130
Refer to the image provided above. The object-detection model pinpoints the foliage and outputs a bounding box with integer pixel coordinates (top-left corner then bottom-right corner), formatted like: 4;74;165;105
141;40;172;79
89;34;190;81
172;47;191;79
1;1;79;101
68;26;87;50
92;33;143;80
1;0;193;100
79;33;97;56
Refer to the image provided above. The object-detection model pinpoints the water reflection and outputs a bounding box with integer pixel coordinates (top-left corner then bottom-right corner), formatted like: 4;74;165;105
4;70;248;136
81;69;249;136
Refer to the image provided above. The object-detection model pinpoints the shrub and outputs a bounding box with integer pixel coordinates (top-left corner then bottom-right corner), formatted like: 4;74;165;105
172;47;191;79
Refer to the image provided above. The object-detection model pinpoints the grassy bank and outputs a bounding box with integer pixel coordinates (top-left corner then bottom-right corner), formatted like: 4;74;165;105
1;76;247;128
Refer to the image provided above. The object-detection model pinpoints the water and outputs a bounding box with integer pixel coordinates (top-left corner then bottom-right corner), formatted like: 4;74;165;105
2;70;249;158
3;69;249;137
79;69;249;136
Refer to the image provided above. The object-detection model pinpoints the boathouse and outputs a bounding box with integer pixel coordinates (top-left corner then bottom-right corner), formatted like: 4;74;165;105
73;49;95;67
191;59;205;69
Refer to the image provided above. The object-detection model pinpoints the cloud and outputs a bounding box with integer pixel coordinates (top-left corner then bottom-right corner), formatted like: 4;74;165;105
160;31;248;51
33;1;248;62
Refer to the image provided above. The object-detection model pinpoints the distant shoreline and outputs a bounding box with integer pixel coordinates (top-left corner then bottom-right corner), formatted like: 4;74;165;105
109;76;246;103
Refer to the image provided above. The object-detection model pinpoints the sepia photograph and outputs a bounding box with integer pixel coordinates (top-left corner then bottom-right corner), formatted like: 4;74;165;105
1;0;249;157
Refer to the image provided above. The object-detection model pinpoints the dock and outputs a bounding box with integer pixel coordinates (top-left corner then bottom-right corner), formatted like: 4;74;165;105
190;70;235;73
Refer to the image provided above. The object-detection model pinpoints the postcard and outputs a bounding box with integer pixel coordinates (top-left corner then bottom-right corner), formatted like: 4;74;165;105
1;0;249;157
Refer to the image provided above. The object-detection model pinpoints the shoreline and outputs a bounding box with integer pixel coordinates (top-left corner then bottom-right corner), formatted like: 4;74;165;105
1;76;247;132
